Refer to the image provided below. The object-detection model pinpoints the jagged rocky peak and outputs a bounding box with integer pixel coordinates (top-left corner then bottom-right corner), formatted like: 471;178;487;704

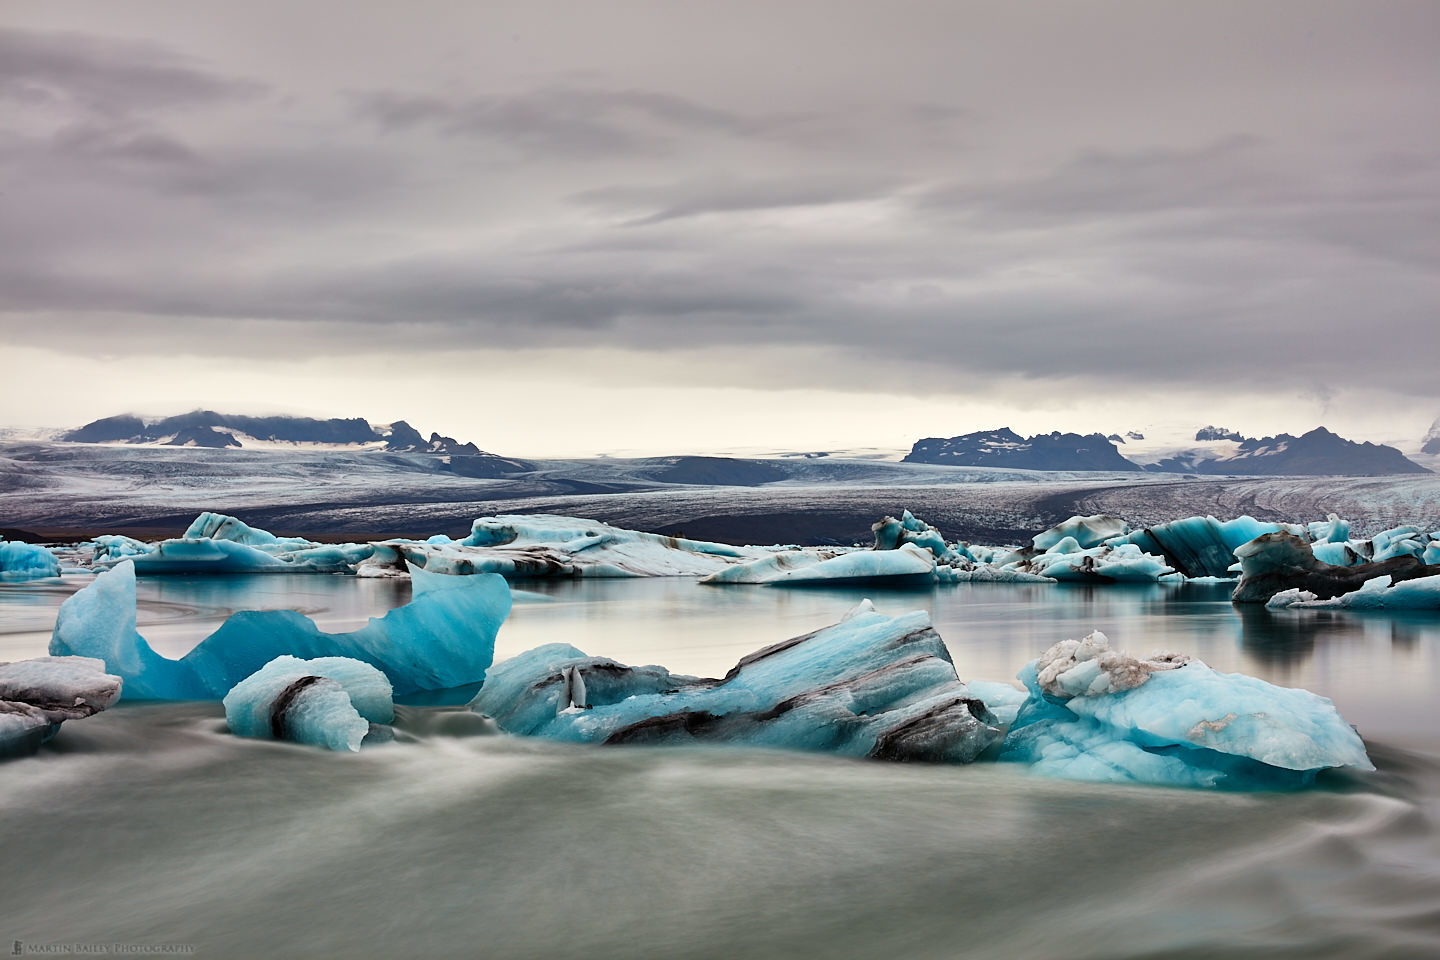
60;411;495;458
904;428;1138;472
1195;425;1247;442
1422;416;1440;455
1150;426;1429;477
1126;431;1145;441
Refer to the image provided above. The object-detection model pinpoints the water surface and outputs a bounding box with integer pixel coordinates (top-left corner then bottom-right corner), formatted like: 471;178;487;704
2;574;1437;958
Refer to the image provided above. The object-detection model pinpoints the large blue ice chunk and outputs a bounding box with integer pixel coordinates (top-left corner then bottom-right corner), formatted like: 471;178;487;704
470;600;1003;762
0;541;61;582
1120;515;1303;578
91;513;375;574
999;631;1373;788
51;561;511;699
223;656;394;752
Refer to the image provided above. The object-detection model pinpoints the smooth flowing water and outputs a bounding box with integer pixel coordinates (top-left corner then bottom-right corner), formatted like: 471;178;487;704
3;574;1439;959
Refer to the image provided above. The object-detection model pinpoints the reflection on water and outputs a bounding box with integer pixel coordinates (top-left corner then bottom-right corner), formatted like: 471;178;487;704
1;573;1439;958
3;573;1439;740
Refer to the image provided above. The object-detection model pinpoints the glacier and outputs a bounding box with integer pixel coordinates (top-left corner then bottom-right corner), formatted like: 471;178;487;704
0;541;60;582
470;599;1004;763
1;656;123;759
998;632;1373;788
223;656;394;752
50;560;511;699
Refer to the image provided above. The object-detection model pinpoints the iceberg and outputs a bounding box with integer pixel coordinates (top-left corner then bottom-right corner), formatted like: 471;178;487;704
1;656;123;759
51;560;510;699
0;541;61;582
470;600;1003;763
1266;574;1440;610
1019;542;1174;582
223;656;394;752
871;510;961;561
1031;514;1129;551
367;514;763;579
91;513;374;574
999;632;1373;788
702;543;938;586
1231;532;1440;603
1119;515;1304;578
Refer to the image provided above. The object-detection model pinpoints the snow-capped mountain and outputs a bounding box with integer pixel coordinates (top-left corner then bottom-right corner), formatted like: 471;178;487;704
61;411;490;456
1146;427;1427;476
903;429;1138;471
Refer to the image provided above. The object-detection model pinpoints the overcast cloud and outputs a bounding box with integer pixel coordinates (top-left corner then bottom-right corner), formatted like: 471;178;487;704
1;1;1437;453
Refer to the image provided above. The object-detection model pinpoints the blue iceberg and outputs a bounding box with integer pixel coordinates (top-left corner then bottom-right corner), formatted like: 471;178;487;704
51;561;511;699
1268;573;1440;610
470;600;1003;762
998;632;1373;788
91;513;374;574
1119;515;1303;578
0;541;60;582
223;656;394;752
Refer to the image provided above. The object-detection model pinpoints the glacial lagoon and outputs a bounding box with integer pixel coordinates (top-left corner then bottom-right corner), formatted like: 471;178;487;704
3;573;1439;958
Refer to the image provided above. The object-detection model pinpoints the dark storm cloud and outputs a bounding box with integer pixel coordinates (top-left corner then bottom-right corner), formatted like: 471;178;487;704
0;27;263;115
571;175;900;224
2;3;1439;403
353;87;745;155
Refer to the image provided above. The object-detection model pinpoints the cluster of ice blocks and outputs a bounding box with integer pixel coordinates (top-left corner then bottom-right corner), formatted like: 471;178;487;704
32;558;1383;786
43;509;1440;597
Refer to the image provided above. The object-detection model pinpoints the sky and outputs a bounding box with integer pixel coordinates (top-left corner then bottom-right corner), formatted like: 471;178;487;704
1;1;1438;457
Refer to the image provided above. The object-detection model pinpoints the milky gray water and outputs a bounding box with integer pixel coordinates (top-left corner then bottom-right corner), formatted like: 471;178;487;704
3;574;1439;958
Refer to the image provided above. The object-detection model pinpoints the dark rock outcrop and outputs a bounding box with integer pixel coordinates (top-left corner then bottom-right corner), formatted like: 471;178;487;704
1232;532;1440;603
904;428;1138;471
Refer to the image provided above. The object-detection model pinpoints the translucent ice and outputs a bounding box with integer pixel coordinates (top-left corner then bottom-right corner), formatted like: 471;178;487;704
471;600;1003;763
1000;632;1373;787
51;561;511;699
0;541;60;582
91;513;374;574
223;656;394;752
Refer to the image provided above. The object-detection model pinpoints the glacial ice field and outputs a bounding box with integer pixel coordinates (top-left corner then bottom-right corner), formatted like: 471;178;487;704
2;570;1440;958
